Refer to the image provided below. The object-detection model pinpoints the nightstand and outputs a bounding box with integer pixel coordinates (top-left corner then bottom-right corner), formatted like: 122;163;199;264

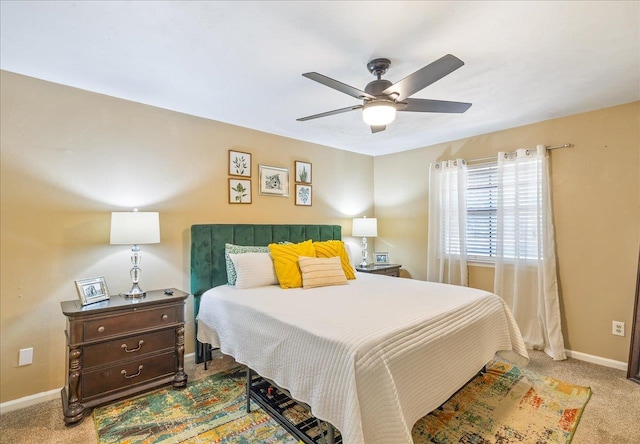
355;263;402;277
60;288;188;425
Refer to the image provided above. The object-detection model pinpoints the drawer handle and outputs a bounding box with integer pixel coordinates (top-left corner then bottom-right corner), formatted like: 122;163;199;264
161;314;168;320
121;365;143;379
97;326;105;333
121;340;144;353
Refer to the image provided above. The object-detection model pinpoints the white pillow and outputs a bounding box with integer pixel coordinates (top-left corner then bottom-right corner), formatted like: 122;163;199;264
225;244;270;285
229;252;278;289
344;241;360;268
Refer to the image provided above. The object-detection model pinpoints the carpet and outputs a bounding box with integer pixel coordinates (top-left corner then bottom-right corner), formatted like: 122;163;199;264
94;361;591;444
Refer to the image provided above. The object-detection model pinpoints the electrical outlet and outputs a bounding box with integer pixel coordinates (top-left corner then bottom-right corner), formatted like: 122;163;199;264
18;347;33;366
612;321;625;337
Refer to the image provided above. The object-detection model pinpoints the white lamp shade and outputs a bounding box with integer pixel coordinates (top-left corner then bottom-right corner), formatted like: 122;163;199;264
352;217;378;237
362;102;396;126
110;212;160;245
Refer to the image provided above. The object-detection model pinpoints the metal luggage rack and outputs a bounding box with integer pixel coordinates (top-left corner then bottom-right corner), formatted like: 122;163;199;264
246;369;341;444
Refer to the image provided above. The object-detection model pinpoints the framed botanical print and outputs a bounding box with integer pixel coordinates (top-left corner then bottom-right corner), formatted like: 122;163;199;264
295;184;312;206
259;165;289;197
229;150;251;177
295;161;312;183
229;178;252;204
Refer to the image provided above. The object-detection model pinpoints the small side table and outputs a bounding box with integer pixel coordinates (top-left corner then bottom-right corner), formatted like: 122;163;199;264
60;288;188;425
355;263;402;277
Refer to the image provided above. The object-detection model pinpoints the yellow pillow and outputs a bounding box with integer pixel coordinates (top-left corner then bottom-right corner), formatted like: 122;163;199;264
298;256;347;289
313;240;356;280
268;240;316;289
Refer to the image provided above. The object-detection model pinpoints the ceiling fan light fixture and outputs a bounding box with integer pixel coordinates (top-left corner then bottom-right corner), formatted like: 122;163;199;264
362;101;396;126
298;54;470;133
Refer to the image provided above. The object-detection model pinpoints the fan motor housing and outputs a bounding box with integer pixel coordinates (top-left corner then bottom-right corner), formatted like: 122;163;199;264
365;79;393;97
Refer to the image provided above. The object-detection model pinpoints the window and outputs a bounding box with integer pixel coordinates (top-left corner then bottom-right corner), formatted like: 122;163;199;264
465;158;543;262
466;162;498;261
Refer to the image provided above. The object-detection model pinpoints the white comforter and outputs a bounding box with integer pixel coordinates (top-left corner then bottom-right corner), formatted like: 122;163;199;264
197;273;528;444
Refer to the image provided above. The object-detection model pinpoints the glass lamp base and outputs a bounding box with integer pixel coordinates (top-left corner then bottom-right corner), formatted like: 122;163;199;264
123;282;146;299
360;236;369;268
123;291;146;299
124;258;146;298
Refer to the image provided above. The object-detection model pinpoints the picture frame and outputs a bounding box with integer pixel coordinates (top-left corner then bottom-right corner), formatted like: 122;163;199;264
374;252;390;265
229;178;252;204
259;165;289;197
295;161;312;184
229;150;251;177
75;276;110;306
295;184;312;206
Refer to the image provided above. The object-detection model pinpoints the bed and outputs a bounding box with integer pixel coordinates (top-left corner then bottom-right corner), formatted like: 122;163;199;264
191;224;529;444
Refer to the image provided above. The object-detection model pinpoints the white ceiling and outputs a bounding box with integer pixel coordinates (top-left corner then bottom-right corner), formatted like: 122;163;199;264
1;1;638;156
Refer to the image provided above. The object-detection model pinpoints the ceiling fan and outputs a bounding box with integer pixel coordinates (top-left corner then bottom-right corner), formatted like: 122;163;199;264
297;54;472;133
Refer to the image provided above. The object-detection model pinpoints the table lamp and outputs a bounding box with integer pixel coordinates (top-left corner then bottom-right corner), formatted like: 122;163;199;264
110;210;160;298
352;216;377;267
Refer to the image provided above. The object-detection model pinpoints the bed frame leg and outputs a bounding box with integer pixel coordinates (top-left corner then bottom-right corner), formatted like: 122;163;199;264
326;422;335;444
197;341;213;370
246;368;252;413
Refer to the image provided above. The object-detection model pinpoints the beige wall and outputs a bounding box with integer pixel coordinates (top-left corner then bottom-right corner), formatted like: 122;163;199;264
0;71;374;403
374;101;640;363
2;69;637;405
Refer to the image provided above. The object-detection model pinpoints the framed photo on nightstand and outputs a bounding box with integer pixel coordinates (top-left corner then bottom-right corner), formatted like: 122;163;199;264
374;252;389;264
75;276;110;306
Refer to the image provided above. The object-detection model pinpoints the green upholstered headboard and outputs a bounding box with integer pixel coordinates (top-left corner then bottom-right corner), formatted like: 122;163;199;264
190;224;342;362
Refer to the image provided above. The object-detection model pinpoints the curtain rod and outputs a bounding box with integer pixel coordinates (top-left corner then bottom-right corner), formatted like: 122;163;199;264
468;143;573;163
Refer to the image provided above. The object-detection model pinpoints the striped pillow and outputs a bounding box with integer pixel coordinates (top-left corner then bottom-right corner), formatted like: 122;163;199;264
298;256;347;289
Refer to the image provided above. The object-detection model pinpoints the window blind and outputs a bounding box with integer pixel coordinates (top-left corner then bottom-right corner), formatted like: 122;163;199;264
466;157;543;261
467;162;498;260
497;158;543;261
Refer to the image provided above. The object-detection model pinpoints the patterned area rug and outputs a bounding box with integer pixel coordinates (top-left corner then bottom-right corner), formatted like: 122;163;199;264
412;361;592;443
94;367;297;444
94;361;591;444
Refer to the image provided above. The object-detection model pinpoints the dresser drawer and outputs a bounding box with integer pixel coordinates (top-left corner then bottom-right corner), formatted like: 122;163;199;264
376;267;400;277
84;305;180;341
82;351;176;399
83;329;176;368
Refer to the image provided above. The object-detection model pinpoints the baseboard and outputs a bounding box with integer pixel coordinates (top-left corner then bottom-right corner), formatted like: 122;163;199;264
0;352;197;415
0;351;626;414
566;349;628;371
0;388;61;415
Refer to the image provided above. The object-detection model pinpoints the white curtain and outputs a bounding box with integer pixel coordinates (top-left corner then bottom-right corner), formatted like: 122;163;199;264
427;159;468;286
493;145;566;360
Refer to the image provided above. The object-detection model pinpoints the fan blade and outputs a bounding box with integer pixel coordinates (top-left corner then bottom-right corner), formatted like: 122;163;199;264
297;105;363;121
302;72;376;100
400;98;472;113
382;54;465;101
371;125;386;133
